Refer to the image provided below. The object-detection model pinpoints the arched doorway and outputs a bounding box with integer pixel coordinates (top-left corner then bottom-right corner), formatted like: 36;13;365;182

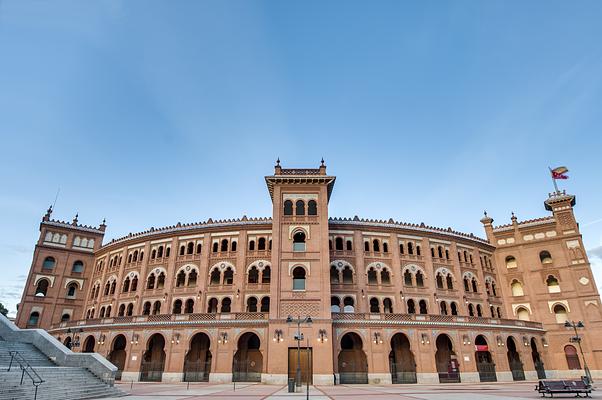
108;335;127;380
232;332;262;382
506;337;525;381
337;332;368;384
184;332;212;382
474;335;496;382
435;334;460;383
82;335;95;353
63;336;72;350
531;338;546;379
389;333;417;383
140;334;166;382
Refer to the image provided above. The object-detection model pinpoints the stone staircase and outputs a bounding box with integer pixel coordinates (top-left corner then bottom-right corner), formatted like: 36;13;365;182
0;338;125;399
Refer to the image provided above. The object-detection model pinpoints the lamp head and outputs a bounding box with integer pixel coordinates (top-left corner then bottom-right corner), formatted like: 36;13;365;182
286;315;293;324
564;321;572;328
577;321;585;328
306;316;313;324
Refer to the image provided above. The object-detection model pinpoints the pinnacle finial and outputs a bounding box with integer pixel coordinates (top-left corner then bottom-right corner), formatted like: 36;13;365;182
321;157;325;166
72;213;79;225
276;157;280;166
46;205;53;216
483;210;488;217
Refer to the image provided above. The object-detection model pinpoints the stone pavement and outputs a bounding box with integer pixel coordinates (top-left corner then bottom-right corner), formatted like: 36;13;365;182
105;381;599;399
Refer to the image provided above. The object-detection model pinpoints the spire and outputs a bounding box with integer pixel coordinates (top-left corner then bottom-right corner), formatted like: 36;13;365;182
72;213;79;226
274;158;282;174
100;218;107;232
480;210;493;225
319;158;327;175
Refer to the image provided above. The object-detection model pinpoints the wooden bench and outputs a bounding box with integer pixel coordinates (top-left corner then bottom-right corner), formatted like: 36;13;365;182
536;380;592;398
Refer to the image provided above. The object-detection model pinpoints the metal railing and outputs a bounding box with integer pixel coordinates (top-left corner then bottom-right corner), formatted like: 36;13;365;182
7;351;45;400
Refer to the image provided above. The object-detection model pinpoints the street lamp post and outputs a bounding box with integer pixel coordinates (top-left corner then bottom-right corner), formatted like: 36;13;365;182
287;315;312;388
564;320;592;383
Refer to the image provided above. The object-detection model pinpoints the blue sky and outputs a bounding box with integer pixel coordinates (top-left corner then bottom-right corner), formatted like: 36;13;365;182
1;1;602;316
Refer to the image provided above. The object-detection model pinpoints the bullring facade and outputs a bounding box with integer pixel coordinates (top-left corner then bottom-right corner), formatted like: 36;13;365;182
15;162;602;384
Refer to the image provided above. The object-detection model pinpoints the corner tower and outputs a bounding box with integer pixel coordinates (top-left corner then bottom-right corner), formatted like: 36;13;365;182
265;160;336;385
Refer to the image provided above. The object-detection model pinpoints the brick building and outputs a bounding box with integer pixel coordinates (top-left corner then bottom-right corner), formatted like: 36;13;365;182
15;162;602;384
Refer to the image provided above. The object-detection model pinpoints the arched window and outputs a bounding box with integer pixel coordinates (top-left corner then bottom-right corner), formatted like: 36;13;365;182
221;239;228;252
436;273;444;289
565;345;581;370
416;245;421;256
247;297;258;312
497;307;502;318
511;280;524;296
445;249;450;259
231;241;237;252
364;241;370;252
262;265;271;284
540;251;553;264
373;240;380;252
131;276;138;291
346;240;353;251
248;266;259;283
66;282;77;298
295;200;305;216
122;277;130;293
106;305;112;317
516;307;530;321
61;313;70;322
546;275;560;293
404;270;413;286
463;278;470;292
188;270;197;286
35;279;49;296
152;300;161;315
383;242;389;253
446;274;453;290
128;254;133;263
335;237;344;251
151;249;156;259
157;272;165;288
221;297;232;313
104;281;110;296
207;298;218;313
72;260;84;273
283;200;293;215
212;242;218;253
258;237;266;250
185;299;194;313
491;282;497;296
553;304;568;324
330;265;339;284
292;267;306;290
187;242;194;255
179;245;185;256
408;242;414;255
440;301;448;315
147;273;156;289
143;302;151;315
471;278;478;293
342;266;353;283
126;303;133;316
399;243;404;254
176;270;186;287
505;256;517;269
196;243;202;254
343;297;354;313
468;303;475;316
419;300;427;314
260;297;270;312
407;299;416;314
450;302;458;316
157;246;164;258
222;267;233;285
369;297;380;313
438;246;443;258
383;298;393;313
416;271;424;287
490;305;496;317
476;304;483;317
293;231;306;252
367;267;378;284
381;269;391;284
118;304;126;316
308;200;317;215
110;280;116;295
27;312;40;327
431;247;436;258
173;299;182;314
42;256;56;270
331;296;341;312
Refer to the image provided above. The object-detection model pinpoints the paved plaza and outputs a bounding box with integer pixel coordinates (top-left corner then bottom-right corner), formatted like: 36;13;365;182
107;381;598;399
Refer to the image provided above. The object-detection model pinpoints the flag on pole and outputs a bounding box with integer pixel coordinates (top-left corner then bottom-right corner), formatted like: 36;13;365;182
551;166;569;180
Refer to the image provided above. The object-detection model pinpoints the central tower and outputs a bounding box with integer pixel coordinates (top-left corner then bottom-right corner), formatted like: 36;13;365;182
265;160;336;385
